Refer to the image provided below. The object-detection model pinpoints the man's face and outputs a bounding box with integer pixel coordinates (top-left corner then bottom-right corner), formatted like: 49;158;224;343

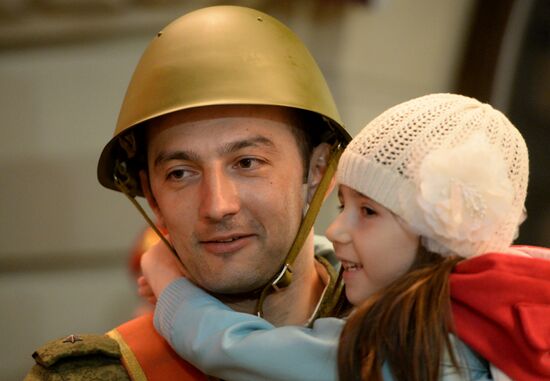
144;105;308;294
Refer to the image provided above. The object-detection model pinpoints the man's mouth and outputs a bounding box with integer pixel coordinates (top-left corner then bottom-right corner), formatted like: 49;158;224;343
200;234;254;254
210;237;239;243
202;234;249;244
341;260;363;272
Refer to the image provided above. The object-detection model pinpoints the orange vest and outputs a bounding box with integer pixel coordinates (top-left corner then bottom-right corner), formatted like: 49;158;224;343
107;313;208;381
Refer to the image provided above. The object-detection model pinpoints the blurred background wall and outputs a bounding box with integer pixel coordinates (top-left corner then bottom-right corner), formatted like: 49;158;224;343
1;0;548;379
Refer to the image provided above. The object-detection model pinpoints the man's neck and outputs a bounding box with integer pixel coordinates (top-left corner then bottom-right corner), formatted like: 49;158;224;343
225;233;328;326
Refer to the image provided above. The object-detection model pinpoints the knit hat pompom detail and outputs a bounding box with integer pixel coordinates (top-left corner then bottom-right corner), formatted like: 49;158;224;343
337;93;529;258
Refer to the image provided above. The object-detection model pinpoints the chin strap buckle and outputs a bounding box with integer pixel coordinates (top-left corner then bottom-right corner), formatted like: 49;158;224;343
271;263;293;292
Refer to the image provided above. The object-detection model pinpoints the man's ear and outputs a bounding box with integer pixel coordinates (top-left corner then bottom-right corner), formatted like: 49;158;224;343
139;170;166;229
305;143;333;204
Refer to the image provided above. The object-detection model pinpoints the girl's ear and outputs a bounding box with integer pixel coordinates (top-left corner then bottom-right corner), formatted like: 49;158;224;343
139;170;166;229
305;143;333;203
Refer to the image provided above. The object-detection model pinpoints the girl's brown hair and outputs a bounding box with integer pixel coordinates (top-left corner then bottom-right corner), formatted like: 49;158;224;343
337;247;463;381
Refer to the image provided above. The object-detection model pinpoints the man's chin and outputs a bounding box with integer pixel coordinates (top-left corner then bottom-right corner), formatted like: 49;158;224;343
200;277;269;297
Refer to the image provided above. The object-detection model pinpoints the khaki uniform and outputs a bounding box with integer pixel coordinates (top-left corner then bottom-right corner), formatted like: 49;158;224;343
25;334;130;381
24;253;346;381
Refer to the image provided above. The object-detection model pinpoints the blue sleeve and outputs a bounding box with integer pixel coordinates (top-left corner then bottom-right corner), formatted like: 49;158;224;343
438;335;493;381
154;278;343;381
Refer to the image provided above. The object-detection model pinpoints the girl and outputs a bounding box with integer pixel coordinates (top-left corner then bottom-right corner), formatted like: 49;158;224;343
139;93;550;381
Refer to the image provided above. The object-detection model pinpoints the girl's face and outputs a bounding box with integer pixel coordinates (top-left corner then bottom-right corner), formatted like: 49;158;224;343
326;185;419;306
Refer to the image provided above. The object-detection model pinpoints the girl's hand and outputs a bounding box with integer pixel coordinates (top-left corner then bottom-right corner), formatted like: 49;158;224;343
137;275;158;305
139;238;186;302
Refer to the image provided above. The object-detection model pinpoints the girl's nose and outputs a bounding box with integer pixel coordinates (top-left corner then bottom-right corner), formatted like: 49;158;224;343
325;211;352;245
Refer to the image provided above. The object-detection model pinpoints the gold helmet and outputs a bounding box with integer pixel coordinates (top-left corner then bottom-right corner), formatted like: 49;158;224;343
97;5;350;315
97;5;350;196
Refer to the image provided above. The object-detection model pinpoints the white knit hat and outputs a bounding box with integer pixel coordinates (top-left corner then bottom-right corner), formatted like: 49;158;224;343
337;93;529;258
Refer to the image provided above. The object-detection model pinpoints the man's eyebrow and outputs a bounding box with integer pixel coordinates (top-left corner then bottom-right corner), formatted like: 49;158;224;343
153;136;276;167
219;136;276;155
154;150;199;168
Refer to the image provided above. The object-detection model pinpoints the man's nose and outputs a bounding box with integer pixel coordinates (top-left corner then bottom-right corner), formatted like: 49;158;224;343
199;167;240;221
325;212;352;244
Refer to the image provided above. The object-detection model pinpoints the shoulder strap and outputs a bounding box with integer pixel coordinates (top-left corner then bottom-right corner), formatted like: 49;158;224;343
108;313;208;381
25;333;130;381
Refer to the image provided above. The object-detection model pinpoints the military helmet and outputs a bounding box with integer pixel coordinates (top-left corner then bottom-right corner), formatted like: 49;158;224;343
97;5;350;196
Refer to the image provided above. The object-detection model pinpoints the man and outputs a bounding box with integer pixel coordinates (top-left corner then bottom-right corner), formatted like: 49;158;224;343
25;5;351;380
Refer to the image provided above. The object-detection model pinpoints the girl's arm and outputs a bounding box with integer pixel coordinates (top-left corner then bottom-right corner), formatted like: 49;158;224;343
155;277;344;381
155;280;493;381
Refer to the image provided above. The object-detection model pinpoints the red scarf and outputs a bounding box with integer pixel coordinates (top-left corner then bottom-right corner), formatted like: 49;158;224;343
450;252;550;381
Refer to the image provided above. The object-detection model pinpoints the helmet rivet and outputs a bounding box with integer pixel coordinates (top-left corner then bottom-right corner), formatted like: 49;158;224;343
157;31;163;37
257;16;263;22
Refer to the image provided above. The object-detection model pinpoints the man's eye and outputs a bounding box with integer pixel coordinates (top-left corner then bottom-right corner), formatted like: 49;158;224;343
167;169;189;180
239;158;253;168
235;157;262;169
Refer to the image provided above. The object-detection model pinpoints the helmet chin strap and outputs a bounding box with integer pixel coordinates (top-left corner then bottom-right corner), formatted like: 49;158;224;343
254;142;344;317
113;167;190;275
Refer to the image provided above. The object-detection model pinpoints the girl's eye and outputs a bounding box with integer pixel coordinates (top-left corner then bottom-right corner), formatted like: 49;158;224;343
362;206;376;217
